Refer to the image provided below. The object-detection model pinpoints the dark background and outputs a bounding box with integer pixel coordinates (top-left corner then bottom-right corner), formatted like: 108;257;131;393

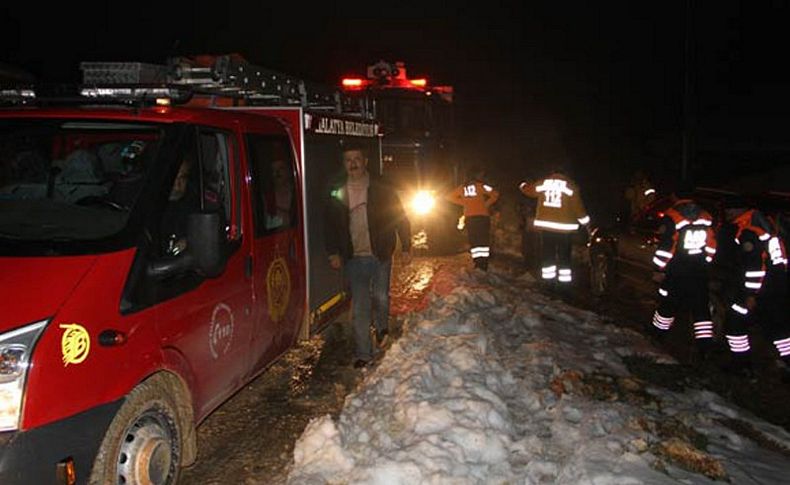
2;1;788;222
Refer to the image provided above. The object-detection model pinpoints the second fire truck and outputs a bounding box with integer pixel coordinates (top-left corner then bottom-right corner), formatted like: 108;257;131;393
341;60;460;252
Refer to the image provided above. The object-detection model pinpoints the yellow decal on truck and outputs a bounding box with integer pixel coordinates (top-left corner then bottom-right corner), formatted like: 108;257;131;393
60;323;90;366
267;257;291;322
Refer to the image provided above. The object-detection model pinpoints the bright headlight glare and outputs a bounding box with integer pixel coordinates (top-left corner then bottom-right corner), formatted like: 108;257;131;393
0;320;47;432
411;191;435;215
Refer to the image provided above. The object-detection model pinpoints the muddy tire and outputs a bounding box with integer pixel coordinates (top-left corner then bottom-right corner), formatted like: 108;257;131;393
590;252;614;297
89;376;184;485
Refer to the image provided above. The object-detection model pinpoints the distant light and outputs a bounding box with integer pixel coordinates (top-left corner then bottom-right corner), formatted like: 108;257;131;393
411;190;436;215
156;98;171;106
409;78;427;87
342;78;364;88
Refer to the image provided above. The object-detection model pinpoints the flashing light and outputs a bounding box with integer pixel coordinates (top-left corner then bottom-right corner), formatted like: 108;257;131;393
411;190;436;216
409;78;427;88
342;78;369;90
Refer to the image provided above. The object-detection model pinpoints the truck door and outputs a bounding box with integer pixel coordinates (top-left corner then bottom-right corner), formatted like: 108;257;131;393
245;133;305;371
152;127;252;416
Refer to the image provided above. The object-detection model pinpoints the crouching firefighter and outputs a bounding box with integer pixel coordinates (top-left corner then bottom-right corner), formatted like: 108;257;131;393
650;198;717;356
519;167;589;288
446;166;500;271
722;204;789;379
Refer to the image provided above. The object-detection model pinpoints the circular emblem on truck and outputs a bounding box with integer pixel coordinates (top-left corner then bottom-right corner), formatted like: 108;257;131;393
60;323;90;366
209;303;234;359
267;257;291;322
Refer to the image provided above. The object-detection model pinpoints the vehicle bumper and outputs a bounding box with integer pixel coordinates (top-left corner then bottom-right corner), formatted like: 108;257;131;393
0;398;122;485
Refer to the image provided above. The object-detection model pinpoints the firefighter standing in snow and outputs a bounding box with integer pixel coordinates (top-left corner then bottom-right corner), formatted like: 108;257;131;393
519;169;589;286
650;198;717;353
446;167;500;271
722;204;789;378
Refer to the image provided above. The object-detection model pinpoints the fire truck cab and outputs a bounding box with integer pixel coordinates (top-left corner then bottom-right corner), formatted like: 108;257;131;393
0;55;379;484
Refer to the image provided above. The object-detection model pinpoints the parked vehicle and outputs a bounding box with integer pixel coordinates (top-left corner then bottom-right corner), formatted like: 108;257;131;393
588;187;790;331
0;55;379;484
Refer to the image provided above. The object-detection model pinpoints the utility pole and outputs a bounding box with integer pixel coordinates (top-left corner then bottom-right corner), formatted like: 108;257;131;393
681;0;694;184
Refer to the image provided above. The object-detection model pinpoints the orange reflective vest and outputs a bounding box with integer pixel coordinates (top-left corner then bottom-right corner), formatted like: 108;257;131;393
652;199;716;270
519;173;589;232
446;180;500;217
732;209;788;293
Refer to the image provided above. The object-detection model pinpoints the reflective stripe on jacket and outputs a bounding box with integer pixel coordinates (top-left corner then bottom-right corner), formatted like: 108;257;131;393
519;173;589;233
733;209;788;294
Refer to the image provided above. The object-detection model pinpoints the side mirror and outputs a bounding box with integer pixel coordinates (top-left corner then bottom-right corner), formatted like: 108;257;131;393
187;211;226;278
147;212;226;280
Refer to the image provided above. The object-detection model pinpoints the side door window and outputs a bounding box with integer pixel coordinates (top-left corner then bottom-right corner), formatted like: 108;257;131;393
247;135;297;234
158;129;240;257
198;129;242;241
245;133;304;367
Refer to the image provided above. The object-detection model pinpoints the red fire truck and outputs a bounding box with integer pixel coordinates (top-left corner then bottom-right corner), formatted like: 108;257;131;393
341;60;459;252
0;54;380;484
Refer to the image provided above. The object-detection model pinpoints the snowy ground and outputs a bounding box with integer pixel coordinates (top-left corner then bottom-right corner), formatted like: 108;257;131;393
286;263;790;484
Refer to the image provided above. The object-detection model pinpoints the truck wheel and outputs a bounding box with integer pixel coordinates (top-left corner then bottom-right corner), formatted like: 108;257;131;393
590;252;613;296
89;377;183;485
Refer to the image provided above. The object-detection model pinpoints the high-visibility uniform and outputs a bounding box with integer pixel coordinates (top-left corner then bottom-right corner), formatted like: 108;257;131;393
651;199;717;347
724;209;789;367
519;173;589;284
446;179;500;270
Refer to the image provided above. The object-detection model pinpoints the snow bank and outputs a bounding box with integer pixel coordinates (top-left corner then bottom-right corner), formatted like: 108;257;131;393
287;265;790;484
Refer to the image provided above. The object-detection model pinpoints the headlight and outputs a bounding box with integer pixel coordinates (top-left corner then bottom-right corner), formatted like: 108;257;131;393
411;190;436;216
0;320;48;431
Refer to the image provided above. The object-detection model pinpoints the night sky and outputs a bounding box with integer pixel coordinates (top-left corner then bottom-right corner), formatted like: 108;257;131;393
2;1;788;219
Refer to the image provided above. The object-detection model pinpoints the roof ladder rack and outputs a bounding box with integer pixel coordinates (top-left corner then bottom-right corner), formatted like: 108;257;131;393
79;54;372;118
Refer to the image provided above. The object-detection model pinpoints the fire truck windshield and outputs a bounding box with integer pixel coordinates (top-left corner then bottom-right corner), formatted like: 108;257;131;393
0;118;174;254
377;97;428;137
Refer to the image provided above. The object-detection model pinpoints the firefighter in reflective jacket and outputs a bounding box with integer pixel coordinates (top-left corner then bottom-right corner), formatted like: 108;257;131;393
650;199;717;354
722;205;789;378
446;167;500;271
519;169;589;286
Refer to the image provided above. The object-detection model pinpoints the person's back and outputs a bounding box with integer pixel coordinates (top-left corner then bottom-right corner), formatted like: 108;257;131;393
446;167;499;270
520;171;589;232
650;196;716;356
446;170;499;218
519;166;589;287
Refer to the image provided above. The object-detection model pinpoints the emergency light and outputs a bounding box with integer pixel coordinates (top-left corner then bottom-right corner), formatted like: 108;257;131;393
342;78;365;88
